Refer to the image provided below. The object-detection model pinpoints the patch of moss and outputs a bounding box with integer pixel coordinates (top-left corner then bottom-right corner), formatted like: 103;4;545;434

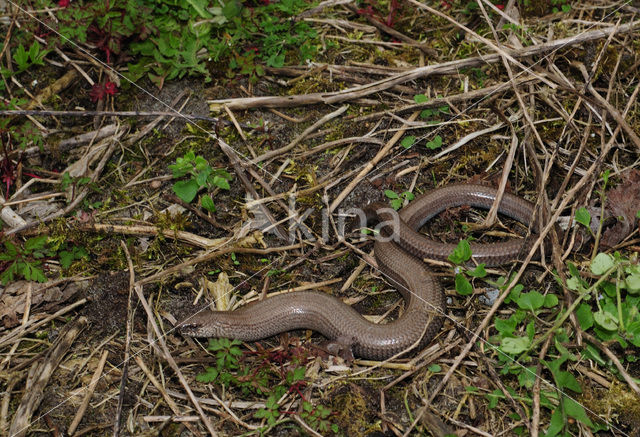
331;389;376;435
580;381;640;428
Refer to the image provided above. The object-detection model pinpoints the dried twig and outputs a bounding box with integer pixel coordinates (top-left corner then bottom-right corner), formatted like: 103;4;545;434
329;111;419;212
67;349;109;436
0;109;232;125
9;317;88;437
250;105;348;164
218;138;289;241
209;20;640;110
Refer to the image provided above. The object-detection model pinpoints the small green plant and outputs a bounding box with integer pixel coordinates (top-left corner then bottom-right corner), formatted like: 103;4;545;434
413;94;450;120
13;121;44;150
426;134;443;150
400;135;415;149
58;245;90;269
12;41;48;73
0;236;91;284
574;207;591;232
401;132;444;150
384;189;414;210
50;0;319;85
196;339;337;433
551;0;571;13
566;252;640;345
462;1;479;15
230;252;240;266
59;172;100;207
300;401;338;434
169;151;232;212
448;239;486;296
0;236;51;284
254;388;286;425
60;171;92;192
196;338;244;384
574;170;611;259
448;236;639;434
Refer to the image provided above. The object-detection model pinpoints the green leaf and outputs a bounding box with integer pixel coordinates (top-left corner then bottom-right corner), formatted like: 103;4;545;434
526;321;535;341
401;191;415;202
546;407;564;437
448;239;472;264
195;169;209;187
287;366;305;384
24;235;47;252
567;261;581;278
390;198;402;210
384;190;399;199
517;366;537;389
454;273;473;295
222;0;243;18
1;262;18;284
626;274;640;294
467;263;486;278
495;317;516;335
172;179;199;203
74;246;89;260
543;294;559;308
59;251;75;269
186;0;212;18
3;241;18;258
201;195;216;212
266;52;285;68
593;310;618;331
428;364;441;372
426;135;443;150
14;44;29;71
575;304;594;330
516;291;544;311
557;371;581;393
601;281;617;297
582;344;605;365
413;94;428;103
28;41;39;62
486;389;504;409
574;207;591;228
564;396;593;426
591;253;614;275
500;336;530;354
506;283;524;302
400;135;415;149
627;321;640;347
211;175;230;190
420;108;434;118
24;262;46;282
196;366;219;382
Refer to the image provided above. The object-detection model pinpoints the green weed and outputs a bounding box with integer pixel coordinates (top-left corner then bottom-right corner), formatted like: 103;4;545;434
41;0;320;85
384;189;414;210
11;41;48;73
0;236;89;284
446;237;640;434
196;338;338;433
169;151;232;212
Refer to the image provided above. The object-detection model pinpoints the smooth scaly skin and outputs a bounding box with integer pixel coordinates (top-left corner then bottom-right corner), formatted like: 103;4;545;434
180;184;538;360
